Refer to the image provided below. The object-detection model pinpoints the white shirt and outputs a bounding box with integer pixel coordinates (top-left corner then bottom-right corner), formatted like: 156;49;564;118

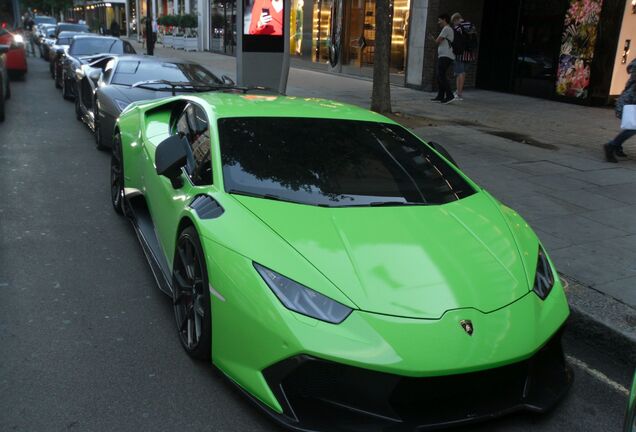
438;25;455;60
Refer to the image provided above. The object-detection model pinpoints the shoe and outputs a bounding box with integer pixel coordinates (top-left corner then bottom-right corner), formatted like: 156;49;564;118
430;97;443;102
442;97;455;104
603;144;618;163
615;148;628;157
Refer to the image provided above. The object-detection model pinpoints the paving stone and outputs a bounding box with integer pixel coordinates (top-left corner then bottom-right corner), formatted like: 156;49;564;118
594;277;636;306
497;193;587;222
531;214;627;244
581;205;636;234
525;174;594;192
549;154;615;171
566;168;636;186
550;244;636;286
506;160;580;176
542;188;627;211
584;183;636;205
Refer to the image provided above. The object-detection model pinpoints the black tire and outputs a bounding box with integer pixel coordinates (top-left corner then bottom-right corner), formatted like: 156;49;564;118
172;226;212;361
5;78;10;100
0;78;5;123
8;70;26;81
75;93;81;120
62;73;73;100
110;131;124;215
95;104;108;151
54;66;61;88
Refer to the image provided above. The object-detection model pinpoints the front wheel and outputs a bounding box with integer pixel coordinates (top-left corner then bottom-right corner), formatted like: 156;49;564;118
95;104;108;151
0;77;5;122
173;227;212;360
62;74;72;100
110;132;124;215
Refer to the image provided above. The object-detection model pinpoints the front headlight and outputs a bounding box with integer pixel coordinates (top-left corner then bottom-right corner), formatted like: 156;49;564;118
13;34;24;44
115;99;130;111
254;263;352;324
533;246;555;300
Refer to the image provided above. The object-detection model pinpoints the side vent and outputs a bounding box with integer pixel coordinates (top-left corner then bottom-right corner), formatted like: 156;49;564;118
189;195;224;219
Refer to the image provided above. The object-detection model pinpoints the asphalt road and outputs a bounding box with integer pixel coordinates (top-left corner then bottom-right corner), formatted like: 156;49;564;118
0;57;632;432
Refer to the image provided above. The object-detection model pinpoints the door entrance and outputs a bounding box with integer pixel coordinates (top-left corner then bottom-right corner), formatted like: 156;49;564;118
477;0;567;98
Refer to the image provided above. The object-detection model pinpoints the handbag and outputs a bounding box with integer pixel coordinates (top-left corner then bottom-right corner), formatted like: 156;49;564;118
621;104;636;130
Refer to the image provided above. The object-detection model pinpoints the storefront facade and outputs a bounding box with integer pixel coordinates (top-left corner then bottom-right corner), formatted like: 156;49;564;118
69;0;128;35
203;0;422;84
473;0;632;104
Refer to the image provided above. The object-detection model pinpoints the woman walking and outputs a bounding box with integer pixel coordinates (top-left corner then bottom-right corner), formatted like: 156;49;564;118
604;59;636;163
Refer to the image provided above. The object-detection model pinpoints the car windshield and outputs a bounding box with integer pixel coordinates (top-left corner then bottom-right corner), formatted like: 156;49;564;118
35;16;56;24
70;38;122;56
56;37;72;45
57;24;89;34
219;118;475;207
45;28;56;37
112;61;222;86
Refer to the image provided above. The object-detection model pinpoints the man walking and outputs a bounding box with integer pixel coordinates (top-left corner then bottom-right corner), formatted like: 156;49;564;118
604;59;636;163
429;14;455;104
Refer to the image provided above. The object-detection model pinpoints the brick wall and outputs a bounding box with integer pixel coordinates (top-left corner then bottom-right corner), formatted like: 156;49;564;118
420;0;484;91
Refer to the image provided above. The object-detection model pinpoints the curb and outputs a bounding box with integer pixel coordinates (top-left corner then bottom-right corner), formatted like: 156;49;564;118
563;275;636;365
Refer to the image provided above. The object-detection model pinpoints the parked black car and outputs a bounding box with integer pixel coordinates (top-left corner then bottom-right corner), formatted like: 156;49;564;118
54;22;89;37
50;31;86;80
74;55;231;149
58;35;136;100
38;26;57;60
0;44;10;122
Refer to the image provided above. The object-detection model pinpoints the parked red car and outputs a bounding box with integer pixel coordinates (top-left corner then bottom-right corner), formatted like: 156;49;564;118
0;28;27;79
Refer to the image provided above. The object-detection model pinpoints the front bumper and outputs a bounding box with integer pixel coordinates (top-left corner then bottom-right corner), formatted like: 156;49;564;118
257;328;571;431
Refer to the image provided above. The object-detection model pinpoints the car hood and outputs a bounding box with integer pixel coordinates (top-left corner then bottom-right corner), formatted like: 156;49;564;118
234;192;535;319
111;86;195;106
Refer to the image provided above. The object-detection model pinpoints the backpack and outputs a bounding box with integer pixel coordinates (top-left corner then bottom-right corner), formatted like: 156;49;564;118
451;27;466;56
452;22;478;61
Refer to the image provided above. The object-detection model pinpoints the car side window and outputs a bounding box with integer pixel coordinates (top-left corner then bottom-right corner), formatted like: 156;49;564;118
101;59;116;83
175;104;212;186
123;42;135;54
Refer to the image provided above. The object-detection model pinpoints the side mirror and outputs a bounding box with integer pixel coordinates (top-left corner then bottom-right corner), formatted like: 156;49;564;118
0;44;8;54
428;141;459;167
88;69;101;82
221;75;235;86
155;135;189;189
56;48;64;55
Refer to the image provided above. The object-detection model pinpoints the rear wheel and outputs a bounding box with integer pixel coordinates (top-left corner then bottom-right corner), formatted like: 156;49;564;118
75;93;81;120
95;104;108;151
110;131;124;215
173;227;212;360
0;77;5;122
54;65;61;88
5;79;10;99
62;73;73;100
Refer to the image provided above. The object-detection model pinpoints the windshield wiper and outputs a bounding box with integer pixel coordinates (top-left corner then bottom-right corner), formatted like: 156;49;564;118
131;80;269;96
227;189;291;203
368;201;422;207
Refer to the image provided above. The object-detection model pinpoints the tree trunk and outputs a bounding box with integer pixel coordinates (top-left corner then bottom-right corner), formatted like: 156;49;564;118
370;0;392;114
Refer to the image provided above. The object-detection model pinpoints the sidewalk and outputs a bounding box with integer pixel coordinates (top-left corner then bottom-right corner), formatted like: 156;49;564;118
128;41;636;328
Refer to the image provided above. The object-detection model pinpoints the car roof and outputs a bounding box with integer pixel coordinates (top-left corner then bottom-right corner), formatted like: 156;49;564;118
72;35;121;42
57;31;84;38
193;93;392;123
116;55;199;65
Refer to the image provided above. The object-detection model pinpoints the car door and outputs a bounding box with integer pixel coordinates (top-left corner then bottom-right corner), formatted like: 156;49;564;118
143;102;213;266
81;57;113;114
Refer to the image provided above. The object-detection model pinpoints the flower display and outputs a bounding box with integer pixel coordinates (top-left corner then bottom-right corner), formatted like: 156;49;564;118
555;0;603;98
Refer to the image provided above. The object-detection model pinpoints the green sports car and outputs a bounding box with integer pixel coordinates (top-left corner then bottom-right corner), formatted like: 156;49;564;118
111;92;572;431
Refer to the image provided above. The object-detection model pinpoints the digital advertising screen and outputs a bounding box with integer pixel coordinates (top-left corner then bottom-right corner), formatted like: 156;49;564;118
243;0;285;52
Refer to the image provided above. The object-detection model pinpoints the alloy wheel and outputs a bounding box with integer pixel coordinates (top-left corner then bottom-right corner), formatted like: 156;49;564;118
173;231;210;357
110;133;124;214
